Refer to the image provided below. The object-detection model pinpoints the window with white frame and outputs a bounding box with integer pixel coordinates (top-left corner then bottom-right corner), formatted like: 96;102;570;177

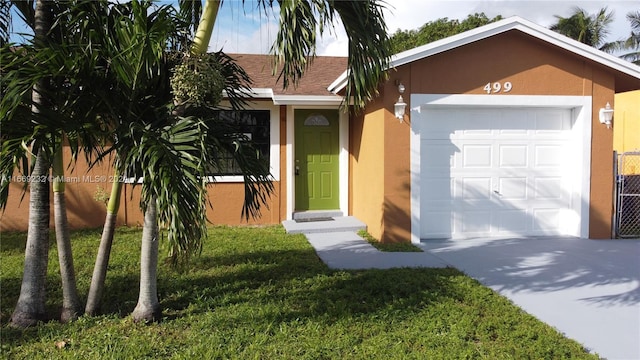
209;110;271;176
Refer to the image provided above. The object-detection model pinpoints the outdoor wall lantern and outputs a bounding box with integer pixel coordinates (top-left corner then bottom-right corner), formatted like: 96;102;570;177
599;102;614;128
394;82;407;122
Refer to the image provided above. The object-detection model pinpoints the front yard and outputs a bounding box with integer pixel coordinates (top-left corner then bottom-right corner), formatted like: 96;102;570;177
0;226;597;359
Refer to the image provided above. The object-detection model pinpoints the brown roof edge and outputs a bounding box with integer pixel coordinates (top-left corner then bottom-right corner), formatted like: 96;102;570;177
227;53;348;96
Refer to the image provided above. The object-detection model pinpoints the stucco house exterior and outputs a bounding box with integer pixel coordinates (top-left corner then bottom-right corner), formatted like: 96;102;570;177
3;16;640;243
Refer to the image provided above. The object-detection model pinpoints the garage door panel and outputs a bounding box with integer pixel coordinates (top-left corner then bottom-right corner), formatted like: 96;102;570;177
422;211;453;237
420;107;573;239
421;141;457;169
533;209;563;232
535;109;571;134
499;145;528;167
459;211;492;233
534;177;564;199
534;145;564;167
497;177;527;200
422;178;453;200
495;210;530;233
460;178;492;200
462;145;492;167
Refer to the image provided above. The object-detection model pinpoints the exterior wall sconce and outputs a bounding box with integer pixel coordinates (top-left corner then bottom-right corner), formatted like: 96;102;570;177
394;83;407;122
599;102;614;128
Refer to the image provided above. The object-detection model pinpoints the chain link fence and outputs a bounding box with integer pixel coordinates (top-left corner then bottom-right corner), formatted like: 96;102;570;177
615;152;640;238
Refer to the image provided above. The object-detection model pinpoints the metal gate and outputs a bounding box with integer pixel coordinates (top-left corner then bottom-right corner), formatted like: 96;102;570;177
615;151;640;238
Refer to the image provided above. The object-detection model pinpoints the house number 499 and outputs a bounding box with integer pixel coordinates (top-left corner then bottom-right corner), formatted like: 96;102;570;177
483;82;512;94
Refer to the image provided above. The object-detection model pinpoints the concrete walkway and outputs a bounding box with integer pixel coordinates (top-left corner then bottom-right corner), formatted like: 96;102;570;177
289;220;640;360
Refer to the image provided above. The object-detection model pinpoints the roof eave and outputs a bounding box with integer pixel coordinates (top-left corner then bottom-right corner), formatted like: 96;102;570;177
272;95;344;106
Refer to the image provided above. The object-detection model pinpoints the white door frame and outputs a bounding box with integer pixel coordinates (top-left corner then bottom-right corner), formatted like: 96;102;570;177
410;94;592;243
286;106;349;219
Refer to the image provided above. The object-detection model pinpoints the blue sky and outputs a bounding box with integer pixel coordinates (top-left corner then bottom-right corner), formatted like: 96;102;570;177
8;1;637;56
207;0;637;56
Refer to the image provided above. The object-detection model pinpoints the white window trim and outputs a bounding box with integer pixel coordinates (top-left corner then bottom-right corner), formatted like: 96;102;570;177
410;94;592;243
125;102;280;184
213;103;280;183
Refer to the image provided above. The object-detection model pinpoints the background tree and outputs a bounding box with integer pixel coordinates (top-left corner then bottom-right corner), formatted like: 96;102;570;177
389;13;503;53
617;11;640;64
550;7;615;52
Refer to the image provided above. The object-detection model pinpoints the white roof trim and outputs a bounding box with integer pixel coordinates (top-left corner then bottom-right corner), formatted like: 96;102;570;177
223;88;342;106
272;95;343;106
328;16;640;94
328;70;349;95
222;88;274;99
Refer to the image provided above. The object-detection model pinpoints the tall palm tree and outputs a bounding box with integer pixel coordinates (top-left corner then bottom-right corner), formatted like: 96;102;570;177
127;0;393;323
8;0;53;328
618;11;640;64
551;7;615;51
1;0;99;324
4;0;393;325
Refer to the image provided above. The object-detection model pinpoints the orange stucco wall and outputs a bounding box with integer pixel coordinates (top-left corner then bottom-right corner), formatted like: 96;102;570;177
613;90;640;154
352;30;638;242
0;109;288;232
1;149;119;232
349;105;386;240
120;182;282;228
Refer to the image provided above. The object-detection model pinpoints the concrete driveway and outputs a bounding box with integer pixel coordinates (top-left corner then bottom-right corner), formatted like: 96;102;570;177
419;237;640;360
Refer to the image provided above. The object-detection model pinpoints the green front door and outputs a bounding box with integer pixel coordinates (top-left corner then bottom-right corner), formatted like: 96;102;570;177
295;109;340;211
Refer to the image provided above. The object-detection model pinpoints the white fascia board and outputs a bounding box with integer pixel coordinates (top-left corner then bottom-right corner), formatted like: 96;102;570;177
222;88;274;99
328;69;349;94
272;95;344;106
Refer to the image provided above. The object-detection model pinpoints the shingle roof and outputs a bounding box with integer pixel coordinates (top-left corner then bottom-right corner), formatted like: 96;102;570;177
229;54;347;96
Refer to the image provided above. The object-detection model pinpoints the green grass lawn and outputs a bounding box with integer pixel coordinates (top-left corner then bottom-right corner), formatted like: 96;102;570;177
0;226;597;359
357;230;423;252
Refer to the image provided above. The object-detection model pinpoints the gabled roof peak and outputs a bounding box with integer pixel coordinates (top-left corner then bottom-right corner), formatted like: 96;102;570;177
328;16;640;94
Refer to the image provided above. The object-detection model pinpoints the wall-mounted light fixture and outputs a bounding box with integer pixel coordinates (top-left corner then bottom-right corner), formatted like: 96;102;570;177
394;83;407;122
599;102;614;128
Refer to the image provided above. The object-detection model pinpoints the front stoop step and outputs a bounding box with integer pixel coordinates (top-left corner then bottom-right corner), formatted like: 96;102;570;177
292;210;344;221
283;216;366;234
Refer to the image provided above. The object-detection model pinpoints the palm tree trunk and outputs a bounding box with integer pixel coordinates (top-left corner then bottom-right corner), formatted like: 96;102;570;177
85;173;122;316
132;197;161;323
10;148;50;327
52;146;82;322
10;0;53;328
190;0;220;55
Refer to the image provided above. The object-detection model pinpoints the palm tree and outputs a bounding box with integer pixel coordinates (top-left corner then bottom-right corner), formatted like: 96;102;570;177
53;146;82;322
127;0;393;323
1;0;101;324
4;0;393;325
618;11;640;64
551;7;615;51
8;0;53;328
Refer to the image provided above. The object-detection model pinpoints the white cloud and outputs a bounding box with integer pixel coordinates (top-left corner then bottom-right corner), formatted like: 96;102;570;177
209;0;637;56
208;0;279;53
209;20;278;53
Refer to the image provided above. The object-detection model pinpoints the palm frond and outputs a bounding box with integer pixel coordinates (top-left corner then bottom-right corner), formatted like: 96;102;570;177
331;0;392;109
123;115;209;265
266;0;391;110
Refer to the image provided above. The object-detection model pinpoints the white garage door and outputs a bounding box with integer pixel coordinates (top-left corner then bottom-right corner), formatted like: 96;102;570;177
420;107;575;239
